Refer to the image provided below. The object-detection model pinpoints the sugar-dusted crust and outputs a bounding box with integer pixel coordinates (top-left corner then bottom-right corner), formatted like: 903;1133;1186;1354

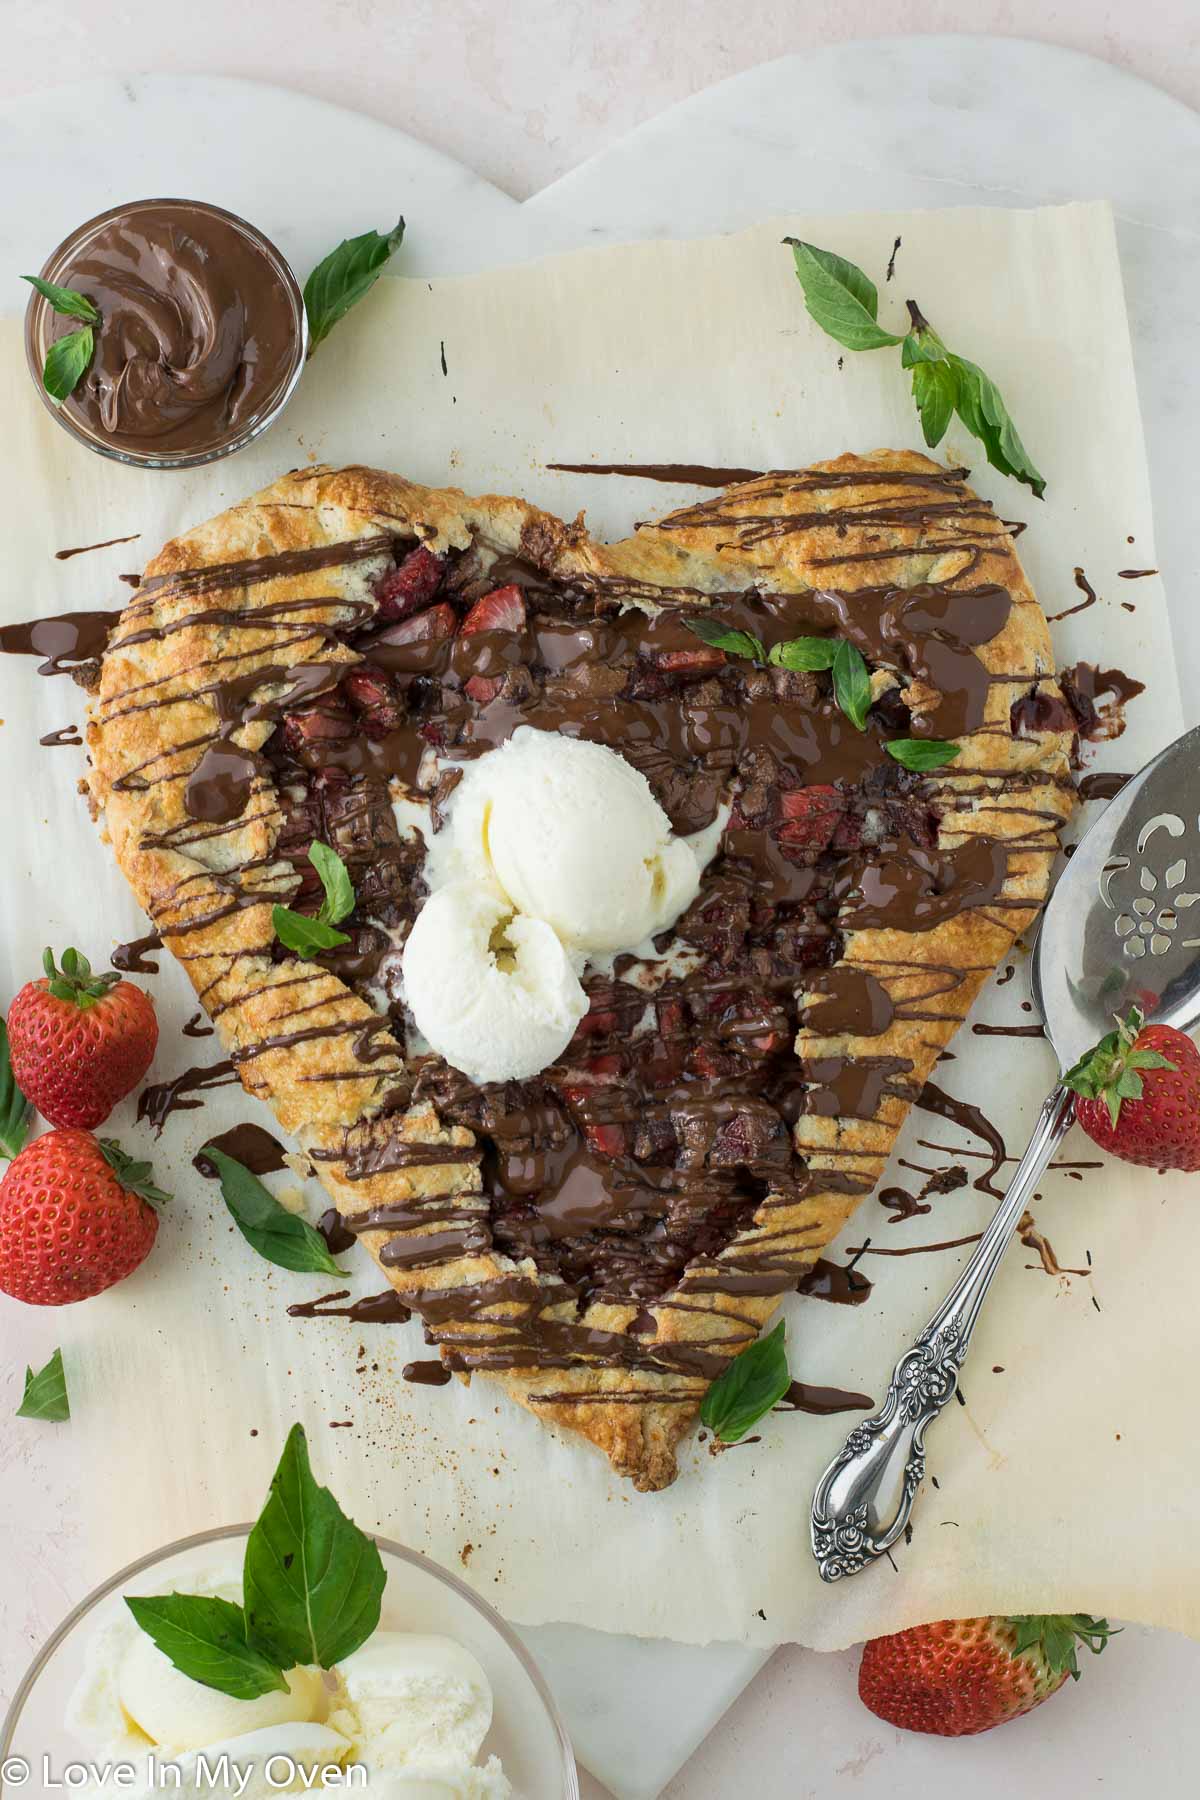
87;453;1074;1491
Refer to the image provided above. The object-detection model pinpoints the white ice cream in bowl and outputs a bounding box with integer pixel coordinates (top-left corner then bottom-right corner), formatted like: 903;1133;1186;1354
402;727;723;1083
1;1525;577;1799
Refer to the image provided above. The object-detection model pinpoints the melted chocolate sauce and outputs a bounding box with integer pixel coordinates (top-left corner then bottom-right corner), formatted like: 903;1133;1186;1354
547;462;766;487
402;1359;452;1386
182;1011;215;1038
971;1021;1046;1039
1045;567;1098;623
112;930;162;973
33;201;303;457
778;1379;873;1415
0;609;121;675
137;1058;238;1133
193;1123;287;1179
317;1209;358;1255
795;1256;873;1306
287;1288;413;1324
913;1081;1008;1199
1117;568;1157;579
1076;771;1131;802
54;533;140;561
39;725;82;747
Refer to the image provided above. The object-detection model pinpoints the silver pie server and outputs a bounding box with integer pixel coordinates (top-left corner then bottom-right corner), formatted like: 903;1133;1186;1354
811;722;1200;1581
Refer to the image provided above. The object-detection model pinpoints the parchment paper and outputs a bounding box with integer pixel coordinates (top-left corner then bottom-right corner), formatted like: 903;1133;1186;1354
1;203;1192;1650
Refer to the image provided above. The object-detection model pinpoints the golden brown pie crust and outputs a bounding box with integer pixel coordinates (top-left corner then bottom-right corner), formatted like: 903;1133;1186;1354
87;453;1074;1490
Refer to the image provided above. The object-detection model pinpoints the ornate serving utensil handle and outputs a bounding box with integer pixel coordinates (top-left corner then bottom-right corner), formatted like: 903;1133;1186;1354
810;1086;1074;1582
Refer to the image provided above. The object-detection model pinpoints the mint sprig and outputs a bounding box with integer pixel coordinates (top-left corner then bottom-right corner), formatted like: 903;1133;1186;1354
783;241;902;353
832;639;872;731
700;1319;791;1444
272;841;355;961
126;1594;290;1702
41;329;95;405
125;1424;385;1700
23;276;99;405
785;240;1046;497
303;219;405;352
884;738;961;772
205;1146;347;1276
17;1347;70;1423
244;1423;387;1668
22;276;99;322
0;1019;32;1161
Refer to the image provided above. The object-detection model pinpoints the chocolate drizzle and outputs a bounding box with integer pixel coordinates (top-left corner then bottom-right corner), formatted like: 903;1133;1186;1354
136;1058;238;1133
287;1287;413;1324
547;461;766;487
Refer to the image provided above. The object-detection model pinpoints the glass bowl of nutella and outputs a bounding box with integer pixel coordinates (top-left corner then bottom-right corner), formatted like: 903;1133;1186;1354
24;198;309;470
0;1525;579;1797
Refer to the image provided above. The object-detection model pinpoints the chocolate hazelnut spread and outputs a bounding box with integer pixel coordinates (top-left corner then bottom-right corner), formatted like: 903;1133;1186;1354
26;200;305;463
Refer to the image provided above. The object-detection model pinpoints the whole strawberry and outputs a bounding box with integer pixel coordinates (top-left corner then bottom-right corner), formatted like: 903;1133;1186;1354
859;1614;1114;1737
7;948;158;1130
0;1131;169;1305
1064;1005;1200;1171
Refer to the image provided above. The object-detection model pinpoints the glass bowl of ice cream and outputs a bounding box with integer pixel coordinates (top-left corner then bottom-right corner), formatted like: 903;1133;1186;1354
0;1525;578;1798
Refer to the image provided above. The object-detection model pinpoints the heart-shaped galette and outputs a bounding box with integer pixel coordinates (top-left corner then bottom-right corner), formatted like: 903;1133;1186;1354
86;453;1073;1490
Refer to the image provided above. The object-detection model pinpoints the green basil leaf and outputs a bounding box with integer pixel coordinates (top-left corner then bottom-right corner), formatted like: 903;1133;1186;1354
125;1594;287;1701
0;1019;32;1161
17;1348;69;1422
303;219;405;350
243;1423;386;1669
949;353;1046;499
832;639;872;731
206;1147;347;1276
683;618;764;663
309;840;355;926
23;276;99;322
784;239;903;353
884;737;962;771
900;323;950;368
42;326;94;404
700;1320;791;1444
767;636;838;672
910;358;958;449
272;905;351;962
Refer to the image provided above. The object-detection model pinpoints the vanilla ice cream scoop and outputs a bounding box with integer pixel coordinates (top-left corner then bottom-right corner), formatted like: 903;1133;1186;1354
117;1630;326;1751
332;1631;494;1769
449;729;702;955
402;883;587;1084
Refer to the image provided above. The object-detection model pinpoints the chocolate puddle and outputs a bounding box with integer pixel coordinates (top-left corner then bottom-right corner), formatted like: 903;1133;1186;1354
777;1379;873;1415
194;1123;288;1179
0;609;122;676
403;1359;452;1386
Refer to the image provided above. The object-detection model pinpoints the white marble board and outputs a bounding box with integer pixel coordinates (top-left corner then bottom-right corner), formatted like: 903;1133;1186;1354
1;38;1198;1800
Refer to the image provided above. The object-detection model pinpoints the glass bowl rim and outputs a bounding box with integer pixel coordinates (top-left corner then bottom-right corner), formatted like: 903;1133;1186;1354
0;1521;579;1797
23;195;310;471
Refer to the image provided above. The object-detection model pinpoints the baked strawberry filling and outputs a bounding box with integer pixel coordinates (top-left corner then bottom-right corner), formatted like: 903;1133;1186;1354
254;536;972;1309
